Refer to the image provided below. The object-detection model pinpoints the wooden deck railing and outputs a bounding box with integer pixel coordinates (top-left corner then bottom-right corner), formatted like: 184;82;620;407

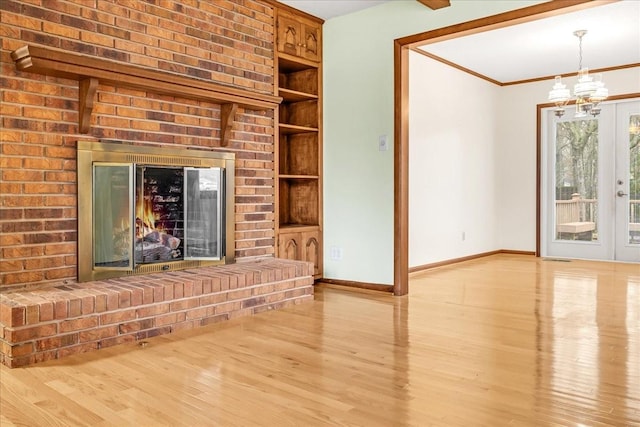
555;195;640;236
630;200;640;224
556;194;597;224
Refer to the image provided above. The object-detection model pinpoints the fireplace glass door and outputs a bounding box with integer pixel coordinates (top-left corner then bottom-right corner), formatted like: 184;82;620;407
93;164;224;272
185;167;223;260
93;164;134;269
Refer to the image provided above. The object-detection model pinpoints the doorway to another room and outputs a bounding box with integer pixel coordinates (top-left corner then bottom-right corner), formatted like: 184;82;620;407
541;99;640;262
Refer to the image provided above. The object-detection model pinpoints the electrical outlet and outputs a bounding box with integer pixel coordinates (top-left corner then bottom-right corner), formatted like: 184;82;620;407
462;231;466;241
330;246;343;261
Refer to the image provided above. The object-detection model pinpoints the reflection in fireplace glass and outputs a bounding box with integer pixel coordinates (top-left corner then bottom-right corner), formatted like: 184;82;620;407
93;164;133;267
185;168;222;259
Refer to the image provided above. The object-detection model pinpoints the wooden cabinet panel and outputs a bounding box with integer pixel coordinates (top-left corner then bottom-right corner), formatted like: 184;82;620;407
278;233;299;261
276;11;321;62
300;22;321;62
279;133;318;176
280;99;318;128
278;230;321;277
301;230;321;277
279;68;318;95
279;179;319;226
277;11;301;58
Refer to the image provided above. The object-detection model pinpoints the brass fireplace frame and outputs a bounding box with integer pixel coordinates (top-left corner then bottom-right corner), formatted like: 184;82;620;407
77;141;235;282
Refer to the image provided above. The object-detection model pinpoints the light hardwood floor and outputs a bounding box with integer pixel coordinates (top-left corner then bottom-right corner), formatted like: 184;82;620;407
1;254;638;426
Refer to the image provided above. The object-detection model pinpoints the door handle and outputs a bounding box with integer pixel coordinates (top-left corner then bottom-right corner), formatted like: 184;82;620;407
617;190;628;197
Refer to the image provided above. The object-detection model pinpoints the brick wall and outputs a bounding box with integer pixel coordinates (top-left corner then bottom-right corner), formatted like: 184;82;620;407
0;0;277;288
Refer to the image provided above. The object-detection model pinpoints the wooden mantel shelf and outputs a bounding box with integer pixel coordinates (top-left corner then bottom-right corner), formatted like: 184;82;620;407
11;45;282;140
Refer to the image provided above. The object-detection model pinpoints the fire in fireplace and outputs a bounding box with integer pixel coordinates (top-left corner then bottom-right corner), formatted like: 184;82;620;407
134;166;186;264
78;141;235;282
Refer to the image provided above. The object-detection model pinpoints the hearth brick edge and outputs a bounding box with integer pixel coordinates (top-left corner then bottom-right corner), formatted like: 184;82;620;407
0;259;314;368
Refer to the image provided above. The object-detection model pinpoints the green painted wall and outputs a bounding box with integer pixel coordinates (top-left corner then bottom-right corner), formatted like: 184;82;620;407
322;1;544;284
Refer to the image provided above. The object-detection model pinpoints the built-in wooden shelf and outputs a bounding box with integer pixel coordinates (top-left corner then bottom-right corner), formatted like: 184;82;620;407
278;54;318;73
279;174;319;180
279;224;320;231
11;45;282;141
279;123;318;134
273;5;323;278
279;88;318;102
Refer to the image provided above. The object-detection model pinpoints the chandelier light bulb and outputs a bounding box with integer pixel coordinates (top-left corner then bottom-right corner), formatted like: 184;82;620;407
549;76;570;105
590;75;608;102
574;68;597;97
574;97;588;118
549;76;570;117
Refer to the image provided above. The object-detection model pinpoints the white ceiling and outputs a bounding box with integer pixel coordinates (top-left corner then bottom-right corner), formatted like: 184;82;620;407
278;0;640;84
418;1;640;83
279;0;390;20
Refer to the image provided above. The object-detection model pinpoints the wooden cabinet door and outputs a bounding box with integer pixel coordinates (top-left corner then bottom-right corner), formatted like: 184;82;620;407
278;232;300;261
300;22;320;62
277;12;321;62
277;12;301;57
278;230;321;277
301;230;321;276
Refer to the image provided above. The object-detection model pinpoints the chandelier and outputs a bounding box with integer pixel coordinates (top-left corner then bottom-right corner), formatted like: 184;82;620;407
548;30;608;118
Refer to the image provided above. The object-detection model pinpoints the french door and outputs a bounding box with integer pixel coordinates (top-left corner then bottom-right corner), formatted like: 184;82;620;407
542;99;640;262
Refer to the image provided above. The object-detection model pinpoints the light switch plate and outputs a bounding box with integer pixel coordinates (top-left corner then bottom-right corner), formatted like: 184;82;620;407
378;134;389;151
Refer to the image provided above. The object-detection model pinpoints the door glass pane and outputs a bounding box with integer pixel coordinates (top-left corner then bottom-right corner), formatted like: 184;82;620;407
93;164;133;268
184;168;222;259
629;114;640;244
554;119;599;242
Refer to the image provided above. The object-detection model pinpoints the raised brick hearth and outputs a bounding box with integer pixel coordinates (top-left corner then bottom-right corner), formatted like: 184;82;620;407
0;259;314;368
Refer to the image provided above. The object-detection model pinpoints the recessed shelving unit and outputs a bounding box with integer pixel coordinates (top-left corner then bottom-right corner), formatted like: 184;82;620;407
274;5;323;278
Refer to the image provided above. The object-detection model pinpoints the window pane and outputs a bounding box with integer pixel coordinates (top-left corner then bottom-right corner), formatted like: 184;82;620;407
555;119;598;242
629;114;640;244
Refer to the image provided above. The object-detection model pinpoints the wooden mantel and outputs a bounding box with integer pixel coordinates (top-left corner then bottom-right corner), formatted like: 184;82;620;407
11;45;282;142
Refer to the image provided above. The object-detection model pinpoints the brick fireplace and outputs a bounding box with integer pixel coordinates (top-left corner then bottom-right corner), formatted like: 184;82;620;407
0;0;315;367
76;140;237;282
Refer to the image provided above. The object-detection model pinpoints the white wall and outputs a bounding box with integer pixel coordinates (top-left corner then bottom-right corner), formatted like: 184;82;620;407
409;51;499;267
496;67;640;251
323;1;544;285
408;57;640;266
408;58;640;266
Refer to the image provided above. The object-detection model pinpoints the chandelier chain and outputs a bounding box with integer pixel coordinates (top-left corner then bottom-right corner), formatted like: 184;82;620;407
578;33;583;70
